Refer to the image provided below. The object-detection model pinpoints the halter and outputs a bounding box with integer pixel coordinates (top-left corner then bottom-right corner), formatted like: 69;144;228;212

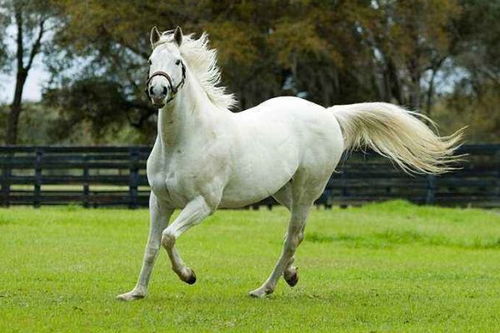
145;61;186;104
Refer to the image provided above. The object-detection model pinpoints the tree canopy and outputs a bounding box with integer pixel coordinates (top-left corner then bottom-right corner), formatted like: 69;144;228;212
0;0;499;144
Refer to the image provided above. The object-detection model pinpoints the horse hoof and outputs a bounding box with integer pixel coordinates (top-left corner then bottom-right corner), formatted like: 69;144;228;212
186;273;196;285
248;287;273;298
116;291;145;301
284;267;299;287
182;268;196;285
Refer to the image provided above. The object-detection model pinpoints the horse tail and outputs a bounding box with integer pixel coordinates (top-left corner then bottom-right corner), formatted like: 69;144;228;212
329;102;464;174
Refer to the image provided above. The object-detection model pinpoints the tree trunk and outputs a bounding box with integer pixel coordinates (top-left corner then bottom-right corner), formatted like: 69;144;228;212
408;78;421;111
5;70;27;144
4;6;45;144
425;57;447;117
407;57;421;111
425;68;437;118
386;58;403;105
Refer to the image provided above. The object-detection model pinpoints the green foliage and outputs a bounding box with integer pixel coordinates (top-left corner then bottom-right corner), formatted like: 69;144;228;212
431;0;500;143
0;101;148;145
0;0;499;143
43;78;156;143
0;201;499;331
0;8;10;72
435;82;500;142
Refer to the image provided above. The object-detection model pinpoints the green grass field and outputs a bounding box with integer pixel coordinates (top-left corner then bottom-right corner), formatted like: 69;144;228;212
0;201;499;332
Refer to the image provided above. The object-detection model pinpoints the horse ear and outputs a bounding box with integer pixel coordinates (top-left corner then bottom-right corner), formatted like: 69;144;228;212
150;26;161;48
174;26;183;46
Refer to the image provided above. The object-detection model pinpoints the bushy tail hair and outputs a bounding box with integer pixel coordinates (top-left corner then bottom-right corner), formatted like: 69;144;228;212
329;102;464;174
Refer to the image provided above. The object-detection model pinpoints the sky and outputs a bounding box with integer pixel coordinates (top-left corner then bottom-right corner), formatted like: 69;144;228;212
0;63;48;103
0;23;50;104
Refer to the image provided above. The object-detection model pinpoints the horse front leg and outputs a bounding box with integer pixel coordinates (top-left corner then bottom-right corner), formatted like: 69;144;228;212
161;196;213;284
249;204;310;297
117;193;173;301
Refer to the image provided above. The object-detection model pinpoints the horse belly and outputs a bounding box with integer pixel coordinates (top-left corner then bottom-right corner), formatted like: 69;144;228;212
220;127;299;208
220;170;294;208
219;171;292;207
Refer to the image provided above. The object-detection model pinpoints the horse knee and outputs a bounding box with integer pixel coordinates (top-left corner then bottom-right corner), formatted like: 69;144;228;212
161;231;176;248
284;239;299;256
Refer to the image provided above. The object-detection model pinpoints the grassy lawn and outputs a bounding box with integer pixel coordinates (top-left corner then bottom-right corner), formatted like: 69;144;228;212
0;201;499;332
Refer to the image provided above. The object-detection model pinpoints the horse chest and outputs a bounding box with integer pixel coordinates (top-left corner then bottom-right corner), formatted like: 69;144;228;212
147;151;209;206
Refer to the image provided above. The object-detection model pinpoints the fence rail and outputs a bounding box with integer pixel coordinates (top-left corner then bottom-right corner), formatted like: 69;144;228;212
0;145;498;208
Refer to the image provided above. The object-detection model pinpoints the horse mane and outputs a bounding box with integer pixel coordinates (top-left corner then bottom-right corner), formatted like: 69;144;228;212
155;31;237;110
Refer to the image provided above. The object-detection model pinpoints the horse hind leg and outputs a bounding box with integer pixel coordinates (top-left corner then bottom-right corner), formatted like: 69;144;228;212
249;202;311;297
283;224;305;287
249;166;332;297
272;183;301;288
272;182;292;210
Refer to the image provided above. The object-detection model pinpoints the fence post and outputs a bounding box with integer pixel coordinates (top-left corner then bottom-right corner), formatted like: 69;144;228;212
340;169;348;209
129;147;139;209
34;148;43;208
334;152;352;209
425;174;436;205
1;152;12;207
319;187;333;209
83;154;89;208
495;150;500;203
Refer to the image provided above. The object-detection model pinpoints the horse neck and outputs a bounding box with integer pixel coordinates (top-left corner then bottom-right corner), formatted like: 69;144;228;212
157;71;220;147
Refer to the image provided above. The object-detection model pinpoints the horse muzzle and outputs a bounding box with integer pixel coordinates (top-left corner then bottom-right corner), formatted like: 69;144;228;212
147;84;169;108
151;97;166;109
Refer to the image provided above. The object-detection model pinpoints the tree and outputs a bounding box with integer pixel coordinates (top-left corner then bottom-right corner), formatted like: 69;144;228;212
43;77;156;144
359;0;462;112
1;0;58;144
433;0;500;142
37;0;498;144
44;0;377;141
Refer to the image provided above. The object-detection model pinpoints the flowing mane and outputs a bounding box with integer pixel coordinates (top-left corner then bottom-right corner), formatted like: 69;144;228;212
155;31;237;110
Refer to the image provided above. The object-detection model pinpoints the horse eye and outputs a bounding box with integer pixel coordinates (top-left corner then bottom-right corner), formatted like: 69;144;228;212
148;60;152;65
175;59;181;65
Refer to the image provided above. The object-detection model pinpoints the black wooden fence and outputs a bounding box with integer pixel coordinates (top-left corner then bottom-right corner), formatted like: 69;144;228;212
0;145;498;208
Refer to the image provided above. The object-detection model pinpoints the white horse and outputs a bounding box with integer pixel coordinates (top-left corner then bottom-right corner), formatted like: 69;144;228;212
117;27;461;300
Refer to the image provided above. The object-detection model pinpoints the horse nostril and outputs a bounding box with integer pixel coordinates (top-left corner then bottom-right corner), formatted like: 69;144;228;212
149;86;154;96
162;86;168;96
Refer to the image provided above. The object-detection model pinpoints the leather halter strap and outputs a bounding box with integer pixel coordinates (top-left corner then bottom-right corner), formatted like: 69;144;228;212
145;61;186;103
